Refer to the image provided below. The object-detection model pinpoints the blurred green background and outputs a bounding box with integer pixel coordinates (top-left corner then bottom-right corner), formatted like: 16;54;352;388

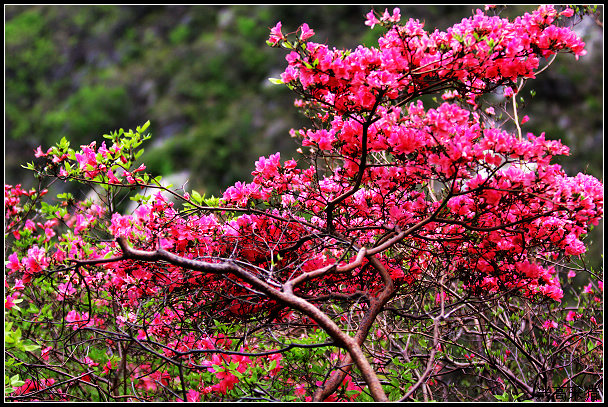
5;5;602;192
4;4;603;276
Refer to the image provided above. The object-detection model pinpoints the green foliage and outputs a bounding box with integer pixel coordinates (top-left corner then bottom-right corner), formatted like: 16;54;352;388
384;358;417;401
42;85;131;143
4;321;40;396
494;390;527;402
5;322;40;353
5;8;63;142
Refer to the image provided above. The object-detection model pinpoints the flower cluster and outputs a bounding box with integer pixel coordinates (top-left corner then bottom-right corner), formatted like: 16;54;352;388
270;5;586;116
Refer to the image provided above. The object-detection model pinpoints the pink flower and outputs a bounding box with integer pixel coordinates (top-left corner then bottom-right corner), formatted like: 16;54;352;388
186;389;200;402
223;181;257;206
566;311;580;321
43;226;56;242
341;375;362;400
211;371;239;394
560;8;574;18
34;146;49;158
564;234;585;255
107;170;120;184
365;11;380;28
539;284;563;302
268;22;284;45
82;356;99;367
435;291;449;305
109;213;132;237
7;253;21;272
442;90;459;101
267;353;282;376
103;360;114;375
137;374;158;391
391;8;401;22
583;283;594;294
284;159;297;169
13;378;54;396
281;65;298;83
123;171;137;184
521;115;530;124
305;129;335;151
134;204;152;221
567;270;576;279
13;279;25;291
5;294;17;310
132;163;146;173
543;320;558;330
41;346;52;361
24;219;36;231
75;143;98;172
23;245;49;275
299;23;315;41
98;141;109;158
56;281;76;301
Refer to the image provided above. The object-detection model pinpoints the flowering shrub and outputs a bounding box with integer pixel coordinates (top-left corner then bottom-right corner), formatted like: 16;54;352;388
5;5;603;402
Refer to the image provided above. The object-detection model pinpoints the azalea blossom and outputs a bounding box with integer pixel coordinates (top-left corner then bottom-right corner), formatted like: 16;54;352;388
543;320;558;330
268;21;284;44
299;23;315;41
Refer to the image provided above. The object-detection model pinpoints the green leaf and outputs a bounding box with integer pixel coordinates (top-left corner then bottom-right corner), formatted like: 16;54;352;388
22;162;35;171
137;120;151;133
190;190;203;204
58;136;70;149
57;192;74;201
268;77;284;85
23;343;41;352
204;196;220;207
8;374;24;389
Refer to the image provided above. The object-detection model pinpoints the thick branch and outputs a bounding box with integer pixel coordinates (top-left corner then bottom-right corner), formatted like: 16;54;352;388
113;237;388;401
313;255;396;401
